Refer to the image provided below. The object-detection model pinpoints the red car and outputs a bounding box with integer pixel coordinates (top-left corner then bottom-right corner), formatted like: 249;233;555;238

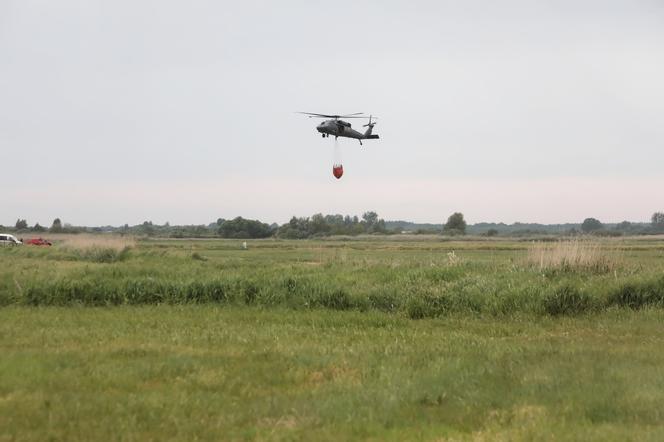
26;237;52;246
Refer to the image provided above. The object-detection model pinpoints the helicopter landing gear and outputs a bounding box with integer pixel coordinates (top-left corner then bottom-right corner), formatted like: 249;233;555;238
359;139;363;146
321;133;325;138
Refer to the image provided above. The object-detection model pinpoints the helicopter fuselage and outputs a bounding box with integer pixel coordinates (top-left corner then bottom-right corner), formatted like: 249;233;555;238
317;120;363;139
316;119;379;143
298;112;379;145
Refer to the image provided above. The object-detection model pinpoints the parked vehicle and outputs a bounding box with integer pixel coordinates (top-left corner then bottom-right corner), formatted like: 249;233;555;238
26;237;52;246
0;234;23;245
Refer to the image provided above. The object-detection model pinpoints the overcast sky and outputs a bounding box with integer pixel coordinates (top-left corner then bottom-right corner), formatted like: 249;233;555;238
1;0;663;226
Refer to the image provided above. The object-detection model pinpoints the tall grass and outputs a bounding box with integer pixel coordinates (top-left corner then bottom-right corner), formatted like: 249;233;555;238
526;240;622;273
56;234;136;263
4;307;664;440
3;238;664;315
56;234;136;251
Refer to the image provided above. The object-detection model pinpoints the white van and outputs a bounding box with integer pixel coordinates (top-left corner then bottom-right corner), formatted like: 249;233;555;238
0;234;23;245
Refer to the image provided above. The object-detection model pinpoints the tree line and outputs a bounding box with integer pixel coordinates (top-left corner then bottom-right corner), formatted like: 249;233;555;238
3;211;664;239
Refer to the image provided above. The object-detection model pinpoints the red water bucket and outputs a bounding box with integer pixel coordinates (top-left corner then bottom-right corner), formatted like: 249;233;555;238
332;164;343;179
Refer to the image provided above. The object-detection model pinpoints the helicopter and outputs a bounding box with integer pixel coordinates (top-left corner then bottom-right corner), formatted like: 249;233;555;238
298;112;379;145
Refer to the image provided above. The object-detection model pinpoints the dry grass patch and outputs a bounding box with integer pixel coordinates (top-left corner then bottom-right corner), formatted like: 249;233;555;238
42;234;138;263
306;363;361;388
526;240;622;273
55;234;136;251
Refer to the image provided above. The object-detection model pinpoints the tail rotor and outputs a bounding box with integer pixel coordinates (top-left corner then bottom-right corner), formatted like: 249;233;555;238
364;115;379;140
363;115;378;139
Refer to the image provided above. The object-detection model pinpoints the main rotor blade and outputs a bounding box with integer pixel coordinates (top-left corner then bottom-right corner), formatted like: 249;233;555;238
297;112;337;118
297;112;367;119
336;113;377;119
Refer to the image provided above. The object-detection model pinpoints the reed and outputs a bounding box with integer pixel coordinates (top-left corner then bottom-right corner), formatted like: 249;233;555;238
526;240;621;273
56;234;136;251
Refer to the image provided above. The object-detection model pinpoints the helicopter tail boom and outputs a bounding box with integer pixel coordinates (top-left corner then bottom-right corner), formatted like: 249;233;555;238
362;114;377;138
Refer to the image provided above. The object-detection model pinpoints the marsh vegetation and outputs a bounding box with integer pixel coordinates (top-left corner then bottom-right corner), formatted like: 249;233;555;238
2;236;664;440
2;236;664;316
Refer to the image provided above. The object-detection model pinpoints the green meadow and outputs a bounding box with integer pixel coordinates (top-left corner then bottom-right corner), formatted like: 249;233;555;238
1;236;664;440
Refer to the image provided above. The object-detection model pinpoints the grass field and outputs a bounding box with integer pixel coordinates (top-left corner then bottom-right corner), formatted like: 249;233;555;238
1;236;664;440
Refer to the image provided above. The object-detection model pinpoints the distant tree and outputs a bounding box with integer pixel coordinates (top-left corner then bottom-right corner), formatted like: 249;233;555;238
15;219;28;230
372;218;387;234
615;221;632;232
141;221;154;236
277;216;310;239
486;228;498;237
310;213;330;235
276;212;387;238
361;211;387;234
170;228;185;238
581;218;603;233
50;218;63;232
362;211;379;226
443;212;466;235
217;217;272;239
193;225;208;237
33;223;46;232
324;214;345;234
60;222;84;233
652;212;664;232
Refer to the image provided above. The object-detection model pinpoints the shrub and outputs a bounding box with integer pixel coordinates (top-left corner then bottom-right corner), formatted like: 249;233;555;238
78;247;131;263
217;217;273;239
405;294;449;319
542;284;592;316
608;277;664;309
313;288;354;310
283;277;299;294
581;218;603;233
443;212;466;235
368;289;401;312
406;297;429;319
19;278;234;306
243;282;259;305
